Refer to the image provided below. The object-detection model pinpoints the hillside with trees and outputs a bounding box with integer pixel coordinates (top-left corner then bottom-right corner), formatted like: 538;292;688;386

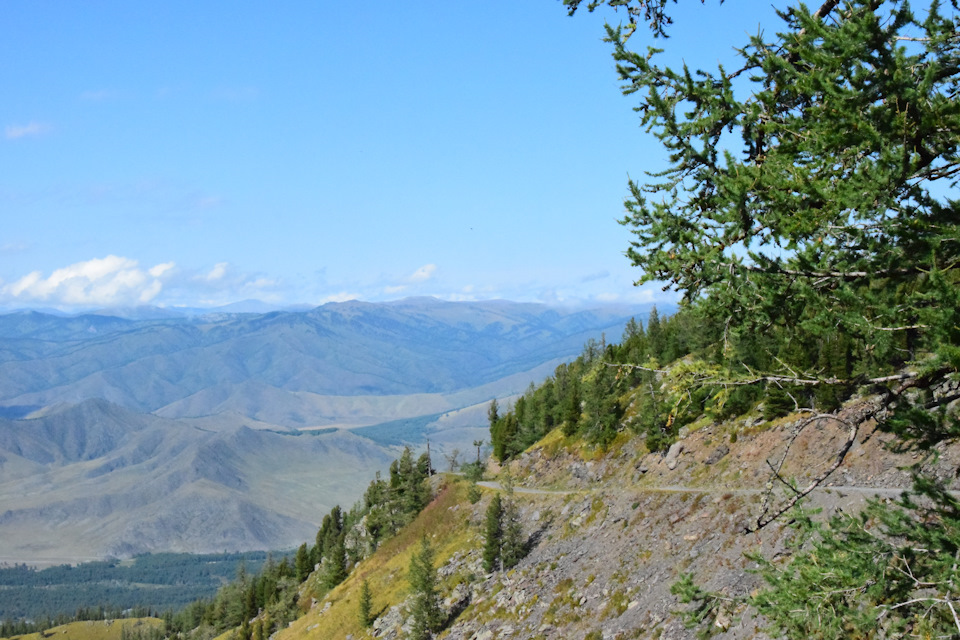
1;0;957;638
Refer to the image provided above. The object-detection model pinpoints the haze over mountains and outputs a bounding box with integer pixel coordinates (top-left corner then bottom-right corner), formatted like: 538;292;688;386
0;297;659;563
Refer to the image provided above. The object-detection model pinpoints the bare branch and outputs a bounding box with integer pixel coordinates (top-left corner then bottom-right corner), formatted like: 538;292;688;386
881;598;960;635
749;413;859;532
873;324;929;332
720;262;919;280
604;361;924;389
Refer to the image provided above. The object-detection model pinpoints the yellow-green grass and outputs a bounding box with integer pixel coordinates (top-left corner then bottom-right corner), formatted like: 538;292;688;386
275;479;480;640
530;427;637;466
3;618;163;640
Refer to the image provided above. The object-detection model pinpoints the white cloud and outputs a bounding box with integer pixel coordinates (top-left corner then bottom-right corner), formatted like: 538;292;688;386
0;242;30;255
383;285;407;294
201;262;229;282
409;264;437;283
1;256;175;307
246;277;280;290
155;263;287;308
317;292;361;304
5;121;52;140
149;262;175;278
138;279;163;303
441;292;481;302
595;292;620;302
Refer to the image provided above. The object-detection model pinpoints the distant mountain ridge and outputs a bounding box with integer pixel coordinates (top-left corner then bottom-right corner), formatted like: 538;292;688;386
0;298;660;426
0;298;664;563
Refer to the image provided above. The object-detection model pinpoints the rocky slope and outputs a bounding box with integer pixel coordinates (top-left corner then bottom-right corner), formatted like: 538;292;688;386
282;397;960;640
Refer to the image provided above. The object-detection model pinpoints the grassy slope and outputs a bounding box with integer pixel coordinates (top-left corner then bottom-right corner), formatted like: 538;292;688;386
279;479;480;640
4;618;163;640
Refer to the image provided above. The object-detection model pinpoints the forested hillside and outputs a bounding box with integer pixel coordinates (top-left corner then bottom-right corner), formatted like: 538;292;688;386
1;0;957;638
0;552;275;625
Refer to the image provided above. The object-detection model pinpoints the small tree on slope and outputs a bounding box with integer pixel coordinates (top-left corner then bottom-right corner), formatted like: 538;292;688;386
482;493;504;572
408;537;443;640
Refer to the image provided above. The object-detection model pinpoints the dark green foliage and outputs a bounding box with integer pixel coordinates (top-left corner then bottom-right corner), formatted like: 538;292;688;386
570;2;960;635
580;357;623;447
500;497;525;571
358;579;373;628
487;399;499;429
491;412;519;461
408;537;443;640
313;505;343;566
0;552;273;622
559;0;960;462
564;0;677;39
363;446;432;550
882;392;960;452
608;0;958;400
294;543;311;583
467;481;482;504
320;535;348;590
489;307;719;459
482;493;504;572
462;460;484;482
559;370;582;436
481;492;526;573
395;447;429;516
751;479;960;638
670;573;725;639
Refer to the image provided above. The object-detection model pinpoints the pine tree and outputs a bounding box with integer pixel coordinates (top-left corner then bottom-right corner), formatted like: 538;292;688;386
237;616;250;640
560;373;581;437
482;494;503;572
407;537;443;640
581;0;959;404
358;579;373;628
320;535;347;590
487;399;499;428
294;542;311;583
500;496;525;570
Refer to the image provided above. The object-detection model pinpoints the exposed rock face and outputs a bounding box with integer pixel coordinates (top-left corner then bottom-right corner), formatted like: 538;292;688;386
425;402;960;639
704;444;729;465
281;391;960;640
664;441;684;470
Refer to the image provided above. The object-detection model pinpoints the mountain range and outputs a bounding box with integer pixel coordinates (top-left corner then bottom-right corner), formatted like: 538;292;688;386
0;297;660;563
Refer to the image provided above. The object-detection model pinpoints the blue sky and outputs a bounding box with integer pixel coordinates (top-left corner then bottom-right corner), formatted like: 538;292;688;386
0;1;779;311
